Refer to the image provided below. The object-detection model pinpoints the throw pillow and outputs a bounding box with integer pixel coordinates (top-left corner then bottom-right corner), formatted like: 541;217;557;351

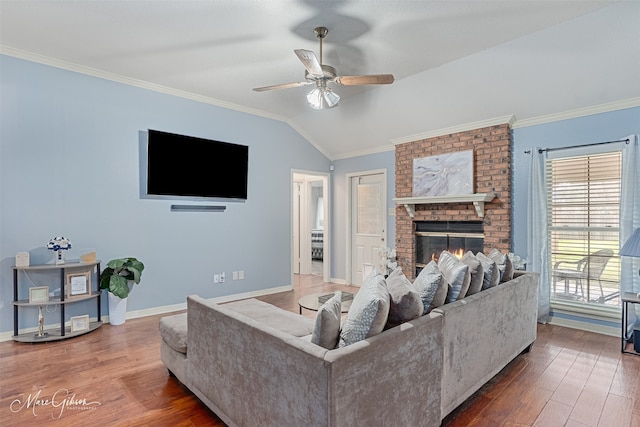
413;260;447;314
438;250;471;303
461;251;484;296
475;251;500;289
503;253;514;282
488;249;514;282
339;268;390;347
384;267;423;328
311;291;342;349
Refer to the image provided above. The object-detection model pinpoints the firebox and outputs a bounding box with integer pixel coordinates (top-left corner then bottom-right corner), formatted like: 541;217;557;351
415;221;484;275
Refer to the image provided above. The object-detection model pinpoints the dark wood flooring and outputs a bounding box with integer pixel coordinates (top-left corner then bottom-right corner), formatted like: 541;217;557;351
1;274;639;426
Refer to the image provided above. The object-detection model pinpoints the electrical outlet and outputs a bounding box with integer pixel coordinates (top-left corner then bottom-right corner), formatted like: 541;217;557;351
239;270;244;280
214;274;220;284
220;272;225;283
232;271;238;280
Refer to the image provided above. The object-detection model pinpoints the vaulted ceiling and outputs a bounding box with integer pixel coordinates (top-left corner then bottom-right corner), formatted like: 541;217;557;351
1;1;639;159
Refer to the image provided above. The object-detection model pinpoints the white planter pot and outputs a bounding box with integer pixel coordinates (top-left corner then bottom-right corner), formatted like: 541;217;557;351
108;292;128;325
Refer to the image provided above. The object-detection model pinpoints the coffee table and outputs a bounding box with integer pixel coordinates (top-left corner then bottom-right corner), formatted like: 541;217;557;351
298;291;353;314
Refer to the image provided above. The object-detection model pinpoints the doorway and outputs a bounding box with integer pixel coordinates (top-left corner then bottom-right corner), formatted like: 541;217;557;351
292;171;330;284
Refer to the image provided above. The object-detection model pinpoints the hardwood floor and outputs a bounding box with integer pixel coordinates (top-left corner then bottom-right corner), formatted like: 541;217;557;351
1;275;639;426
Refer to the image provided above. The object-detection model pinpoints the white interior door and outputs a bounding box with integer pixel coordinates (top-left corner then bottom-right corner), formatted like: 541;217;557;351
350;172;386;286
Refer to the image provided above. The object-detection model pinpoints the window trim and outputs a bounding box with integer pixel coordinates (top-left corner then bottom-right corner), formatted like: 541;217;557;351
546;148;622;313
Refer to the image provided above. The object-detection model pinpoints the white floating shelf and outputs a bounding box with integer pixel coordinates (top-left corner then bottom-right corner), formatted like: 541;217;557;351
393;192;497;218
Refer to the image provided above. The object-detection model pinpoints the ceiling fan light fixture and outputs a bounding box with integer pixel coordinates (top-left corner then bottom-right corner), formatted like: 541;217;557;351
307;87;340;109
253;25;393;109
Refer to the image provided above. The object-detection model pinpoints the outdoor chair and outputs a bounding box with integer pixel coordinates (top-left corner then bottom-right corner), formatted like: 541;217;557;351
553;249;615;303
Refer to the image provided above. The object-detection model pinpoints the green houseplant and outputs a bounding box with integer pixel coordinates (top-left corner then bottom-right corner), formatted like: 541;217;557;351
99;257;145;299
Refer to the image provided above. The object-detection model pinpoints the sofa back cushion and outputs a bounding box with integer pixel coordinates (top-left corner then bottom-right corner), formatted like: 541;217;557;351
339;268;390;347
439;251;471;302
461;251;484;296
488;248;514;282
413;260;448;314
311;291;343;349
385;267;423;328
476;251;500;289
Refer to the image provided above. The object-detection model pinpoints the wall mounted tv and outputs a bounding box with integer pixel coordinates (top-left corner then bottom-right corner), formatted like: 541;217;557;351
146;129;248;201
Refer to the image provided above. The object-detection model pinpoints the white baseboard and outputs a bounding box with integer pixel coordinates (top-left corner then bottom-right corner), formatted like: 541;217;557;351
0;285;293;342
548;315;619;338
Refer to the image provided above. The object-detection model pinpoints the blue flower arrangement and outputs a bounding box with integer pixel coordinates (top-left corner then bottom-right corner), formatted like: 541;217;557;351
47;236;72;264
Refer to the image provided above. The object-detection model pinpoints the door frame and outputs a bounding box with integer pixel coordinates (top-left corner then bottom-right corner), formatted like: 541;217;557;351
346;169;387;285
291;169;330;284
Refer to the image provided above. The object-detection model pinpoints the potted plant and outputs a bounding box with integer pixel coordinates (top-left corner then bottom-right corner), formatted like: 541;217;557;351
99;257;145;325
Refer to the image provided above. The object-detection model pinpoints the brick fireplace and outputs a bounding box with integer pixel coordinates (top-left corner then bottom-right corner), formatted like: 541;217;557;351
394;123;512;280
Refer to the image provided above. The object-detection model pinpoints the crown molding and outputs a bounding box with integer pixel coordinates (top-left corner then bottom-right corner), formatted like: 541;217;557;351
331;143;395;161
390;115;516;146
1;46;336;160
0;46;287;123
511;97;640;129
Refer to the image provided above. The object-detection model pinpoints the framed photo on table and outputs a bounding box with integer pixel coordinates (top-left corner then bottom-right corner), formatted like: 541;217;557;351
29;286;49;304
66;272;90;298
70;315;90;332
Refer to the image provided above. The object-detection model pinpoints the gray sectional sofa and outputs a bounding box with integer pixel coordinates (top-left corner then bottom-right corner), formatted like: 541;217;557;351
160;271;538;426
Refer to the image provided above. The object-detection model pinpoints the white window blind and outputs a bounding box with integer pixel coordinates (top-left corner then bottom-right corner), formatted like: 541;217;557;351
547;151;621;306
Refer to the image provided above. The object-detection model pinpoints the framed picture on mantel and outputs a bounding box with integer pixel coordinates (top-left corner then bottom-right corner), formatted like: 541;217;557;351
412;149;474;197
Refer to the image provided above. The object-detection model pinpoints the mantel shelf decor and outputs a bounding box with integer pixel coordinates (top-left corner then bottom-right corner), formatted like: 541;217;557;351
393;192;497;218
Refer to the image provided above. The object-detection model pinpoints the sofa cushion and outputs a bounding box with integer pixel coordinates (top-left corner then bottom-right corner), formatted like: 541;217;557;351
476;251;500;289
385;267;423;328
223;298;314;337
339;268;390;347
159;312;188;354
461;251;484;296
503;253;515;282
413;260;447;314
311;291;342;349
488;249;514;283
439;251;471;302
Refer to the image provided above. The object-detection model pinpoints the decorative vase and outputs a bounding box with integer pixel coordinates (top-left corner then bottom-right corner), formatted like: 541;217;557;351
108;293;128;325
107;282;133;326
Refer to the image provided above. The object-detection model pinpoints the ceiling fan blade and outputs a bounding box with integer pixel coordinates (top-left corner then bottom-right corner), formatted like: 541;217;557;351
335;74;395;85
252;81;312;92
294;49;324;78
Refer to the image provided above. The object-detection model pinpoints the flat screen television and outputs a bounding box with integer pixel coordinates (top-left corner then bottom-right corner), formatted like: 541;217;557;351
146;129;248;201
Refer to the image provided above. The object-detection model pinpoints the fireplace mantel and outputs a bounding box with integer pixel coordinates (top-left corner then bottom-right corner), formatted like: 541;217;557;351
394;192;497;218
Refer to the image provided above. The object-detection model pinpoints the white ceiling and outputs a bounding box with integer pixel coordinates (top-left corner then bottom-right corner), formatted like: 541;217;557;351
1;1;639;159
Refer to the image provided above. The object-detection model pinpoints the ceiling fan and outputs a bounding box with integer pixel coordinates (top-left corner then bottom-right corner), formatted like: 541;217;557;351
253;26;394;109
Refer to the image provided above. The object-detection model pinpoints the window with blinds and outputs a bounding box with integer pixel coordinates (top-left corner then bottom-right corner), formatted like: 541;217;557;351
547;151;621;306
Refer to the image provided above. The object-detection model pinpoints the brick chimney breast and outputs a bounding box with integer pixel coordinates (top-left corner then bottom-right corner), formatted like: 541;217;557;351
395;124;512;280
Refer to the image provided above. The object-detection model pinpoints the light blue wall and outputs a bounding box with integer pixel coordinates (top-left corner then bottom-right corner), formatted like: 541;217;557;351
512;107;640;258
512;106;640;328
4;53;637;335
0;55;331;333
330;150;396;281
